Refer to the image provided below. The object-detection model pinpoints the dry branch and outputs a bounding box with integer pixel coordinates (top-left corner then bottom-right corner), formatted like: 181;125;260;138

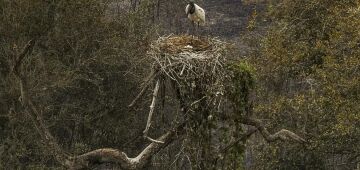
240;117;306;143
143;79;165;144
143;79;160;136
68;122;186;169
145;136;165;144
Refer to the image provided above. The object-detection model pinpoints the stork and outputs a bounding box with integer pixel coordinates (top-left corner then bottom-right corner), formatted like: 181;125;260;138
185;0;205;36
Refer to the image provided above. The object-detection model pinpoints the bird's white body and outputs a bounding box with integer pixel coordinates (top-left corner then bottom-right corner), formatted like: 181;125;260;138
185;3;205;26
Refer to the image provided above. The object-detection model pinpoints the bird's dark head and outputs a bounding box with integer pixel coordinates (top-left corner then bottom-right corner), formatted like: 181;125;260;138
187;0;195;14
188;0;195;6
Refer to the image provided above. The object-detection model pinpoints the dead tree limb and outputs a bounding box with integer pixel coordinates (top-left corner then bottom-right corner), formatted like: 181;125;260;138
143;79;160;135
240;117;306;143
68;122;186;169
143;79;164;143
145;136;165;144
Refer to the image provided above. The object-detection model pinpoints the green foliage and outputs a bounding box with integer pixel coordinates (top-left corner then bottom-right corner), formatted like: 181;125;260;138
226;61;255;114
249;0;360;169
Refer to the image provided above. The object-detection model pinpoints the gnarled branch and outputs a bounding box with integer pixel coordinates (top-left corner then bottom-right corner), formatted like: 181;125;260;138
240;117;306;143
68;122;186;169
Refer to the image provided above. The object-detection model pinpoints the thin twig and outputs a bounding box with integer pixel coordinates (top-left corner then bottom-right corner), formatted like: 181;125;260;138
145;136;165;144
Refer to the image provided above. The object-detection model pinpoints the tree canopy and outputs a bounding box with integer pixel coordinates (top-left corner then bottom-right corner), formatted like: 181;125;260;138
248;0;360;169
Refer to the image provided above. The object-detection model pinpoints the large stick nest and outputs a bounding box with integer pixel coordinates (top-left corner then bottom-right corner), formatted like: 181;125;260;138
148;35;232;106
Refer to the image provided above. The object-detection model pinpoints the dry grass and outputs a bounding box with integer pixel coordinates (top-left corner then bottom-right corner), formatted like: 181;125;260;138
159;35;212;53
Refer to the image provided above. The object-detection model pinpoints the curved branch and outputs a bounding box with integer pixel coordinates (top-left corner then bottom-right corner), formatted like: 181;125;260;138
68;122;186;169
240;117;306;143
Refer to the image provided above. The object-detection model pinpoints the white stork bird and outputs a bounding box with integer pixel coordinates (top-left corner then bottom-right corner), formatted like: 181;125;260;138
185;0;205;35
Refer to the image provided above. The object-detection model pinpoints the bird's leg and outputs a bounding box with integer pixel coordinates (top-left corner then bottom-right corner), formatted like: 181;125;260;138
197;22;200;38
192;21;195;39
